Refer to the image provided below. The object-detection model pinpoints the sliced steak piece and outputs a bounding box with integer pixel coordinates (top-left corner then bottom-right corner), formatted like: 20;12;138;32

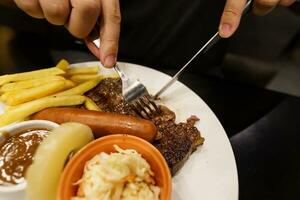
85;78;136;116
153;114;204;175
85;78;204;175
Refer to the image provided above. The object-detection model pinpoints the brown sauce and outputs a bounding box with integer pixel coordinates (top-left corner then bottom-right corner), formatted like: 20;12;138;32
0;129;49;185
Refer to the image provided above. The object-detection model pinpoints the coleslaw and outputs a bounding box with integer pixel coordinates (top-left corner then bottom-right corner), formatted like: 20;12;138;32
72;145;160;200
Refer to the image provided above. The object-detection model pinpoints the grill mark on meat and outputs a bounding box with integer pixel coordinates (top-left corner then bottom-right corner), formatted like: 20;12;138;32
153;116;204;175
85;78;136;116
85;78;204;175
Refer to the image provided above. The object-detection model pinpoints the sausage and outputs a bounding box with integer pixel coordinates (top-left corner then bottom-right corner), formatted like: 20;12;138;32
32;107;157;142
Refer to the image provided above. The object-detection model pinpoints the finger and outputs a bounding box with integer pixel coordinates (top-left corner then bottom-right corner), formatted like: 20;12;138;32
84;38;100;59
65;0;101;38
253;0;280;16
99;0;121;68
14;0;44;18
39;0;70;25
279;0;295;6
219;0;247;38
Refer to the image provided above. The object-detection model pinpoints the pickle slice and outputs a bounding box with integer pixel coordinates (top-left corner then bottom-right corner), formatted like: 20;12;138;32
26;122;94;200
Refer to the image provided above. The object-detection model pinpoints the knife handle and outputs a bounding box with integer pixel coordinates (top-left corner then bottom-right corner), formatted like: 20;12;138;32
243;0;253;15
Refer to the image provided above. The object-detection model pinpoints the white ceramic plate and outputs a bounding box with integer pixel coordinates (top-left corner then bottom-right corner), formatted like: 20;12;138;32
0;61;238;200
72;62;239;200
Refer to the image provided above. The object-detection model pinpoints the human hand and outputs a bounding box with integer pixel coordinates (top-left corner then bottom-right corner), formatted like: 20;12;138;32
219;0;296;38
14;0;121;68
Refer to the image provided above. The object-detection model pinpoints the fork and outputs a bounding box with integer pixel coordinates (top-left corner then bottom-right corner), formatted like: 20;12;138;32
113;63;159;119
88;33;159;119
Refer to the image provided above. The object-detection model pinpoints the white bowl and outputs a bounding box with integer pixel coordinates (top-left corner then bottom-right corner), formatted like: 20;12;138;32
0;120;59;200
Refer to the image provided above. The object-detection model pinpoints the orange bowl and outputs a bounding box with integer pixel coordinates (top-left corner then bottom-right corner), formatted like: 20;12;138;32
57;134;172;200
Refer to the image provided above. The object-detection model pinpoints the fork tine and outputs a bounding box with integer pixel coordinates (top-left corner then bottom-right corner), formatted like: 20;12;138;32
132;99;151;119
145;96;160;113
91;30;158;119
140;96;159;116
132;96;160;119
139;97;155;118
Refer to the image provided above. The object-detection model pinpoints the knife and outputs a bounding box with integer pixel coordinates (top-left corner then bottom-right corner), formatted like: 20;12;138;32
154;0;253;99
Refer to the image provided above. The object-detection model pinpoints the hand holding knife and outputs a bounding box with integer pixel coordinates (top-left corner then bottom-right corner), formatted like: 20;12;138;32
154;0;253;99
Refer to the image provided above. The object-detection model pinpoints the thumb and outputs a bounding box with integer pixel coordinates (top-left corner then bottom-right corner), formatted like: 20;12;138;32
219;0;246;38
99;0;121;68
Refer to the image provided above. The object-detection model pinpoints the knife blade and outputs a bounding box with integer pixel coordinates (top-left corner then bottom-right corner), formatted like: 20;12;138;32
154;0;253;99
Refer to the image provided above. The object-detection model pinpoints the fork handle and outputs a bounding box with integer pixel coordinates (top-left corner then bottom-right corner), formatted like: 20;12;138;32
90;30;128;82
114;64;129;82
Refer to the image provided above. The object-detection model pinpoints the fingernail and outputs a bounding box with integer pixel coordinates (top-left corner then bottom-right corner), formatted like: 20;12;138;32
104;55;116;68
219;23;232;38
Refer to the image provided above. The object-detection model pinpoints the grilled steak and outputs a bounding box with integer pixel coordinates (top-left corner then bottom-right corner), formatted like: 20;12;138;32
152;115;204;175
85;78;204;175
85;78;136;116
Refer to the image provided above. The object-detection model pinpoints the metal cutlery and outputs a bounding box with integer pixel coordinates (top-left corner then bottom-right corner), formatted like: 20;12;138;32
154;0;253;99
89;0;256;117
90;37;159;119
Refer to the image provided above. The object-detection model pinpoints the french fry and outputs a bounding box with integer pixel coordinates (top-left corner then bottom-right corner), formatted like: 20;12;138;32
4;105;14;112
54;78;102;96
0;95;86;127
0;67;65;86
0;76;66;93
69;74;103;83
84;97;101;111
66;66;99;76
103;73;119;79
65;80;76;87
5;80;75;106
55;59;69;71
1;92;9;102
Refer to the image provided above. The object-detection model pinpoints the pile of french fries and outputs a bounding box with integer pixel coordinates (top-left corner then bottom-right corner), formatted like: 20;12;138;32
0;59;117;127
